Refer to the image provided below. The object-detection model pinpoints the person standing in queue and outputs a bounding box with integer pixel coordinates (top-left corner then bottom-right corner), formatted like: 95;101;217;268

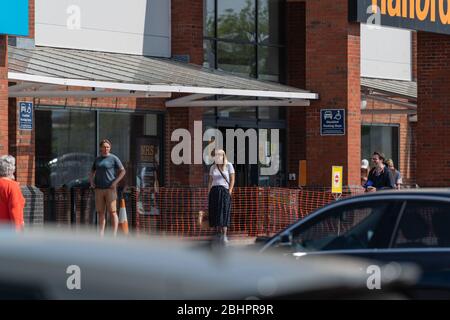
385;159;403;190
90;139;126;237
208;149;235;245
365;151;395;192
361;159;370;187
0;155;25;231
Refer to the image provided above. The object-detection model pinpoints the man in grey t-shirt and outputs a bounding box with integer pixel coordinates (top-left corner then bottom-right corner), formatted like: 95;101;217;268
89;139;126;237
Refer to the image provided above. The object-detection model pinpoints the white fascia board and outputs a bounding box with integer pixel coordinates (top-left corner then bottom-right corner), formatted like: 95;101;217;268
154;85;319;100
9;90;171;98
8;72;151;91
8;72;319;100
166;99;310;108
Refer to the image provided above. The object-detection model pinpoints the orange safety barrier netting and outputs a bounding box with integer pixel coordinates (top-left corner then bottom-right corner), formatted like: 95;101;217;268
40;186;365;238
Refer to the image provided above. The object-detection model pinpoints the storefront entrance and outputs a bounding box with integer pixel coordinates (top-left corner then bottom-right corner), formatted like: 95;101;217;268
204;106;286;187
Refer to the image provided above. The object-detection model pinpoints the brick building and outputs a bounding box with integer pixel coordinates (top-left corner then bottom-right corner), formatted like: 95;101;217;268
0;0;447;201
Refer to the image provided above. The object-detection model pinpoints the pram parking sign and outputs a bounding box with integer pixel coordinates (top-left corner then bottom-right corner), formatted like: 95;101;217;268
19;102;33;131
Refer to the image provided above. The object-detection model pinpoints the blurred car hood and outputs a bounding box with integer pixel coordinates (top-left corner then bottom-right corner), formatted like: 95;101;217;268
0;228;420;299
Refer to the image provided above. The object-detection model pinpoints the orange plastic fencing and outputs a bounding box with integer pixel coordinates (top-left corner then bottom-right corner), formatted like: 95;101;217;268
40;186;364;238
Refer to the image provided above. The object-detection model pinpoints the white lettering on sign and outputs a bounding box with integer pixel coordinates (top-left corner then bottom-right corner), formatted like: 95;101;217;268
67;5;82;30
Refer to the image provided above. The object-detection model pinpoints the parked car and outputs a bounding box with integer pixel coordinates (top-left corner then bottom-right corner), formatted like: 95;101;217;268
48;152;95;187
258;189;450;299
0;228;418;300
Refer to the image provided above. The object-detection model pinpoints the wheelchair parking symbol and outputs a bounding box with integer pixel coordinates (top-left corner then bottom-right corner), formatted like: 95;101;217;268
19;102;33;130
333;110;342;121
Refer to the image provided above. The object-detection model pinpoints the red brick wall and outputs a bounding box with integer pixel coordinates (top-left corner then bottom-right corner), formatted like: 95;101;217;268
0;36;7;155
409;120;417;185
171;0;203;65
286;1;306;187
188;107;206;186
1;0;34;179
362;98;416;185
416;31;450;187
28;0;35;39
164;107;205;187
304;0;361;187
286;1;306;89
165;108;189;187
169;0;205;186
411;31;417;81
8;98;35;185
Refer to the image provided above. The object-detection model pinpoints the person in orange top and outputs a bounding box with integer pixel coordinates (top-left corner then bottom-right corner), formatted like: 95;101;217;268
0;155;25;231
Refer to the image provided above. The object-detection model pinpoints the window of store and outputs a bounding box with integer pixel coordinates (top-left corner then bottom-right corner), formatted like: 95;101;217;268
35;108;163;188
203;0;285;82
361;124;400;170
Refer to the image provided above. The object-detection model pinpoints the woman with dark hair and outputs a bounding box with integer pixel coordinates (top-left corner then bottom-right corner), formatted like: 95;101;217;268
0;155;25;231
365;151;395;192
90;139;126;237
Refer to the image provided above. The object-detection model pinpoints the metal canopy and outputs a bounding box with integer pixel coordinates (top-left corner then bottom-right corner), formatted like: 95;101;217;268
361;77;417;118
361;77;417;100
7;46;318;106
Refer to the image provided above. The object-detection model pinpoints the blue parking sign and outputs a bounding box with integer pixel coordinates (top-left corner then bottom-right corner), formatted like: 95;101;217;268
320;109;345;136
19;102;33;130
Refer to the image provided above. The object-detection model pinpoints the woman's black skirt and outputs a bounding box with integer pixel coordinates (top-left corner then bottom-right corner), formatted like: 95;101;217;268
208;186;232;227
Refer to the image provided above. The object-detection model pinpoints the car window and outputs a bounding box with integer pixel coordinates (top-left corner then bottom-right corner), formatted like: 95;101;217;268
393;200;450;248
285;201;400;252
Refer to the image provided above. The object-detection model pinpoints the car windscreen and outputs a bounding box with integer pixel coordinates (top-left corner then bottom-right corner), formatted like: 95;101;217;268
272;201;399;253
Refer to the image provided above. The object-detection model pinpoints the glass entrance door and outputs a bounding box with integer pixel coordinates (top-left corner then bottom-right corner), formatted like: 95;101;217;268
218;127;259;187
203;106;287;187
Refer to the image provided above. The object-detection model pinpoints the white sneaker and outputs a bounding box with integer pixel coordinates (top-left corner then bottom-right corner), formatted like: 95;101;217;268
222;235;229;244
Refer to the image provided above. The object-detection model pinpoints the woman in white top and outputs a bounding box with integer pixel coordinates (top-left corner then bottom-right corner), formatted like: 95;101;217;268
208;149;235;244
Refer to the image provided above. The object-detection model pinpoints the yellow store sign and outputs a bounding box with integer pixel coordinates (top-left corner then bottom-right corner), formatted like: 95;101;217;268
331;166;343;194
350;0;450;35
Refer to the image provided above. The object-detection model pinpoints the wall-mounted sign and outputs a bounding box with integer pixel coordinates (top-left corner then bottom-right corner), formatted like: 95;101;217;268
332;166;343;194
19;102;33;131
0;0;29;36
350;0;450;35
35;0;171;57
320;109;345;136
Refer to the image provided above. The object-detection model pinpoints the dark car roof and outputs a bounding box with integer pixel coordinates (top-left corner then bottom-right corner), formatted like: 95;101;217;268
306;188;450;224
344;188;450;201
